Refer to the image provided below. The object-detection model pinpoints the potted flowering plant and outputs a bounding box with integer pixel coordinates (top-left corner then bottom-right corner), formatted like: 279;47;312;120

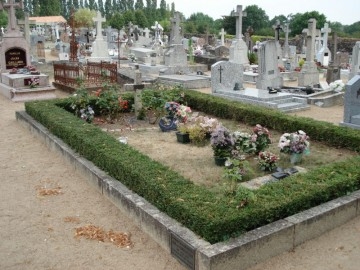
210;124;234;166
257;151;279;171
252;124;272;153
278;130;310;164
160;102;191;132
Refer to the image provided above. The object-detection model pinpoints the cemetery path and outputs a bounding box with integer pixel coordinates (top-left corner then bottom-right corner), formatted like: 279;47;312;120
0;93;185;270
0;91;359;270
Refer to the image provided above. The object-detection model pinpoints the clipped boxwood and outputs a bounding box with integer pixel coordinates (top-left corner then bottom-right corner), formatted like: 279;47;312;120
24;91;360;244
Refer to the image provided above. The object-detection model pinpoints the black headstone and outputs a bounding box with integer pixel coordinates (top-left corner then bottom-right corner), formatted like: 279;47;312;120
5;48;27;69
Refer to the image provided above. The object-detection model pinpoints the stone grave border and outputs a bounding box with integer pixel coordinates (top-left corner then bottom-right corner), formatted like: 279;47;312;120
16;110;360;270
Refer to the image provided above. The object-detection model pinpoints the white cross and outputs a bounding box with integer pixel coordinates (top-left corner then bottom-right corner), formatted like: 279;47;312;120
219;28;226;45
321;23;332;48
93;11;106;40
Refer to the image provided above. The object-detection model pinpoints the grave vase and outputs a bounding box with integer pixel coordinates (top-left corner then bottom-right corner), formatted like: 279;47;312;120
290;153;303;164
159;116;177;132
176;131;190;143
214;156;227;166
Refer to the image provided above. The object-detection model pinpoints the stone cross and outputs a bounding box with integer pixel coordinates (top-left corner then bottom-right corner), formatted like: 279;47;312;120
273;19;283;41
170;12;182;44
17;12;35;46
93;11;105;40
231;5;246;40
219;28;226;46
302;18;320;63
0;0;22;32
283;23;291;58
84;31;92;43
321;22;331;49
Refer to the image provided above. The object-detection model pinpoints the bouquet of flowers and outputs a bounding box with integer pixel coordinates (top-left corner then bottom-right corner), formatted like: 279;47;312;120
278;130;310;154
210;125;234;158
252;124;272;153
164;102;191;123
257;151;279;171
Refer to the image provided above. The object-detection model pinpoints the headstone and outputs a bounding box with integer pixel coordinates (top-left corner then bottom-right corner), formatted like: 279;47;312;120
164;12;187;67
256;40;283;90
0;0;31;70
316;23;332;67
229;5;249;67
349;41;360;80
298;18;320;87
91;11;109;59
340;75;360;129
211;61;244;92
326;32;340;84
143;27;150;39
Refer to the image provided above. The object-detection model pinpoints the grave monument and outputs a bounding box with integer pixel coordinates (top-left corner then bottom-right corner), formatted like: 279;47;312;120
0;0;31;71
91;11;109;59
0;0;55;101
229;5;249;67
349;41;360;80
340;75;360;129
298;18;320;87
256;40;283;90
316;23;331;67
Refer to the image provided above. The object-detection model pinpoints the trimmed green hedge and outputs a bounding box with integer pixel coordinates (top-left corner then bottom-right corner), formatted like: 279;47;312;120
24;91;360;244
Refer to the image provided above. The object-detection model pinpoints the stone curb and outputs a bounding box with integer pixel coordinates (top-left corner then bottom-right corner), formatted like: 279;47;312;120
16;111;360;270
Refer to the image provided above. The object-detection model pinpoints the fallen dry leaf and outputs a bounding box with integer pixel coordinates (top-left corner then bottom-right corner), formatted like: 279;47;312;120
75;224;132;248
64;216;81;224
37;186;62;196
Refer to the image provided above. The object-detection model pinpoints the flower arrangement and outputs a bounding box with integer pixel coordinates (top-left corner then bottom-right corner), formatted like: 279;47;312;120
9;68;18;74
278;130;310;154
164;101;191;123
210;125;234;158
29;77;40;88
329;80;345;92
257;151;279;171
80;106;95;123
252;124;272;153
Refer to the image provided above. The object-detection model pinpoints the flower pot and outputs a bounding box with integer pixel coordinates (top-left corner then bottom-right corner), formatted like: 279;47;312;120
176;131;190;143
214;156;227;166
290;153;303;164
159;116;177;132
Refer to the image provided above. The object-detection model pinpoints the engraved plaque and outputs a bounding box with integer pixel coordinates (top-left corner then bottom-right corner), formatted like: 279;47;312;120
170;233;195;270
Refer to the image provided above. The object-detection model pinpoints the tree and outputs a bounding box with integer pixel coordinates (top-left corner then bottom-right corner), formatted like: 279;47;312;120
134;0;144;10
289;11;326;36
0;10;7;28
122;10;135;26
88;0;97;10
39;0;61;16
344;21;360;38
31;0;41;16
159;0;167;19
98;0;104;15
186;12;214;34
104;0;112;19
134;9;148;28
74;8;96;28
243;5;269;33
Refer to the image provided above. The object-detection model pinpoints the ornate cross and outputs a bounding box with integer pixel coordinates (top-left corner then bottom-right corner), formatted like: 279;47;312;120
231;5;247;40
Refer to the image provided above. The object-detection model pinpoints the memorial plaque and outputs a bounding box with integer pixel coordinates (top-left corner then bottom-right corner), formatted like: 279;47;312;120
170;233;195;270
5;48;27;69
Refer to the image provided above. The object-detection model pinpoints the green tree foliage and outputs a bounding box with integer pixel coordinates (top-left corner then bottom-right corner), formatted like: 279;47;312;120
104;0;112;19
243;5;269;33
289;11;326;36
73;0;80;9
39;0;61;16
98;0;104;15
159;0;167;19
134;9;148;28
74;8;96;28
127;0;135;10
135;0;144;10
88;0;97;10
0;10;8;28
344;21;360;38
32;0;41;16
108;11;124;30
122;10;135;26
186;12;214;34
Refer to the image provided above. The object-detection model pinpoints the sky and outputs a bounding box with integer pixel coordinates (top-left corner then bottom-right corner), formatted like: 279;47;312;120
170;0;360;25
